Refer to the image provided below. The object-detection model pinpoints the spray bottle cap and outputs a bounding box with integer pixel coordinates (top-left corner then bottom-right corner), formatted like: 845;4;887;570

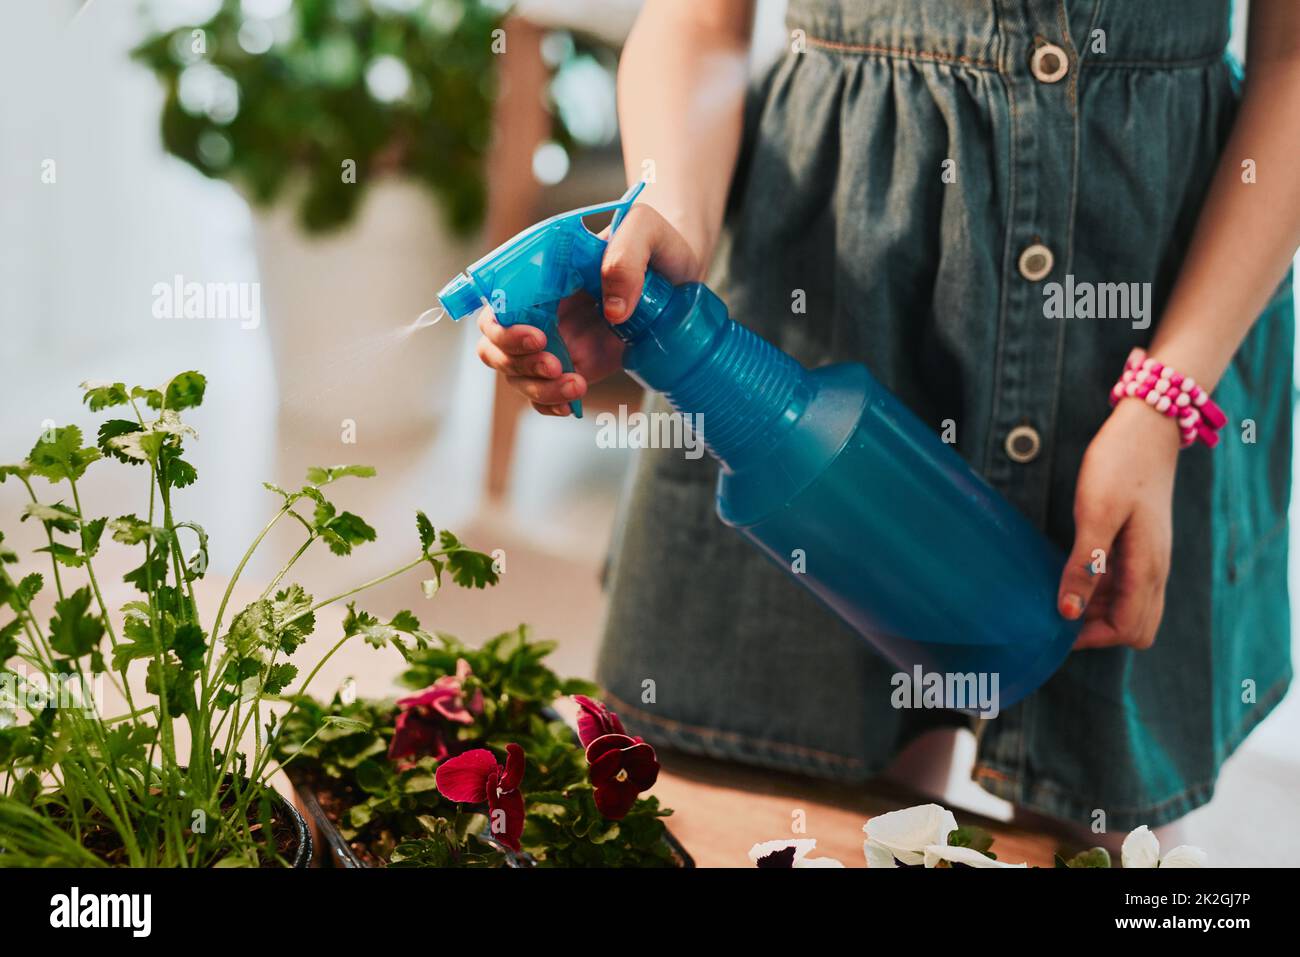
437;272;484;322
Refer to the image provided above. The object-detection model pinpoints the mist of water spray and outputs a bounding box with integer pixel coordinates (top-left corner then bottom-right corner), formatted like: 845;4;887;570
276;304;448;408
412;305;445;329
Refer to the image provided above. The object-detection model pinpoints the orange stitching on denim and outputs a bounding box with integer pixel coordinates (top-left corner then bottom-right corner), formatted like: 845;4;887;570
1081;53;1225;70
802;35;997;71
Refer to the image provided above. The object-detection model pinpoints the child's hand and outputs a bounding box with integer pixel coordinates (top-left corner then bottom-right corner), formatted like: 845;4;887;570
1056;399;1181;650
474;204;702;416
474;294;622;416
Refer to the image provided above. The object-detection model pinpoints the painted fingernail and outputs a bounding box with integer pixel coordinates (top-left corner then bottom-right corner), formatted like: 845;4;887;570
1061;593;1084;619
562;379;581;400
532;359;553;378
528;334;546;349
604;296;625;319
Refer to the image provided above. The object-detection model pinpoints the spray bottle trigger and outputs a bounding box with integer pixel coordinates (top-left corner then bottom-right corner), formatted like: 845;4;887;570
532;306;582;419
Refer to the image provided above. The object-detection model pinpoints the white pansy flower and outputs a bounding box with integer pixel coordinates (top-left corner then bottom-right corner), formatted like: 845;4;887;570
923;844;1027;868
863;803;959;867
1121;826;1161;868
864;840;898;869
748;838;844;868
1159;844;1209;868
1121;825;1207;868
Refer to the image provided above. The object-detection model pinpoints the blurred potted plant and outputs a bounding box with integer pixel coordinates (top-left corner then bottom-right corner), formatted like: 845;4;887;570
131;1;582;484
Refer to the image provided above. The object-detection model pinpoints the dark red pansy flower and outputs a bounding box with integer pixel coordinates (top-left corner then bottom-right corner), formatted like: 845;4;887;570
755;846;799;868
573;694;627;748
435;744;526;851
397;657;482;726
388;707;449;763
585;733;660;820
388;658;483;765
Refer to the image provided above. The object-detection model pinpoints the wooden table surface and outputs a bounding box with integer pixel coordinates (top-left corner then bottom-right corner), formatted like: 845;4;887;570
652;749;1062;868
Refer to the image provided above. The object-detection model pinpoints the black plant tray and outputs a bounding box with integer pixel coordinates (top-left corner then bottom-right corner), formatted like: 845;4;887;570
290;774;693;869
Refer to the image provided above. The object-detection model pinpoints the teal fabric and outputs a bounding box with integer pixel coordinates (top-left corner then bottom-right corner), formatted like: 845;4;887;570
596;0;1294;830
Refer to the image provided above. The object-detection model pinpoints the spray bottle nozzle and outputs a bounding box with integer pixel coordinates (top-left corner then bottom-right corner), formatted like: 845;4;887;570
437;182;650;419
437;273;485;323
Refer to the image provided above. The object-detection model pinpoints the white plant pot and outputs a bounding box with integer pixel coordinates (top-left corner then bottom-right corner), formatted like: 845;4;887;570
250;177;477;457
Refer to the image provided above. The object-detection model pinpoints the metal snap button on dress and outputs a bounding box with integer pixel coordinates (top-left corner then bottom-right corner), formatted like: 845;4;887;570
1005;424;1042;463
1031;43;1070;83
1018;243;1054;281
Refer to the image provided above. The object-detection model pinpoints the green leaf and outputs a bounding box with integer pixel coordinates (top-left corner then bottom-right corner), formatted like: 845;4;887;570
1065;847;1112;868
263;662;299;695
415;511;436;552
270;585;315;654
342;604;431;653
123;543;169;592
21;502;79;533
948;825;994;853
162;371;206;411
0;619;21;665
262;482;292;500
109;514;166;545
226;586;315;659
403;773;439;793
80;381;130;412
317;509;376;556
107;428;165;464
161;449;198;489
341;606;383;649
110;631;156;674
27;426;102;482
172;622;207;671
305;464;376;486
323;714;370;733
97;419;143;464
347;804;373;829
130;385;164;409
389;610;421;632
34;542;86;568
354;758;388;794
80;517;106;557
101;722;152;766
446;548;499;589
2;573;43;612
224;601;272;658
146;657;196;716
48;587;104;658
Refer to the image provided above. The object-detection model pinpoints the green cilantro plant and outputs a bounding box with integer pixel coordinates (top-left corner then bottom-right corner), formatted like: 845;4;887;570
0;371;497;866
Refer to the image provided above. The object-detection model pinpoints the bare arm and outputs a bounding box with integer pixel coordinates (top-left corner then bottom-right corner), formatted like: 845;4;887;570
1148;0;1300;387
1059;0;1300;649
615;0;756;271
476;1;756;413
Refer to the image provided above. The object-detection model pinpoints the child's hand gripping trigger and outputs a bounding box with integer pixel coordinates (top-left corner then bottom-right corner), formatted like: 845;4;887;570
437;182;648;418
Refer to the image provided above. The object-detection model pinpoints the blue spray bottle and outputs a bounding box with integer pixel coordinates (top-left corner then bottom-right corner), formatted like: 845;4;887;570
439;184;1079;708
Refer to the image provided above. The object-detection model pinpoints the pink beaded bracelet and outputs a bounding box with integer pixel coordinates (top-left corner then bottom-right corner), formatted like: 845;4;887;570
1109;347;1226;450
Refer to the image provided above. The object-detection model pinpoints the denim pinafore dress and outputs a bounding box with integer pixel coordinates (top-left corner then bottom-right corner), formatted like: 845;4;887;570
597;0;1294;830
